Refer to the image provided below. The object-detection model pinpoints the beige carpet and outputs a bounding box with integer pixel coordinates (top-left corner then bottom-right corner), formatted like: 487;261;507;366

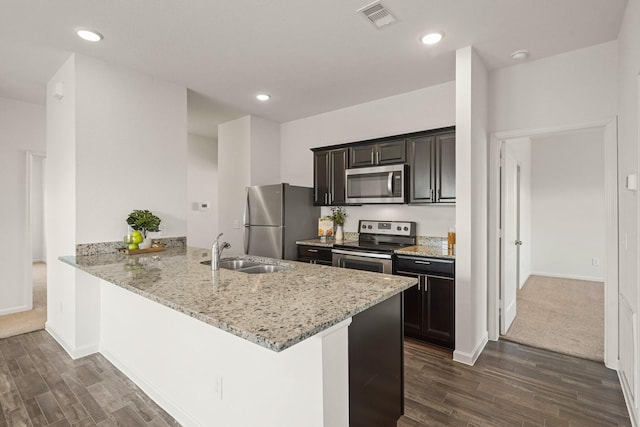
502;275;604;362
0;262;47;339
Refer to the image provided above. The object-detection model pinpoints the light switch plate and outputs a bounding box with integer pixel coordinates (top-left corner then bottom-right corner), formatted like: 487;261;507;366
627;174;637;191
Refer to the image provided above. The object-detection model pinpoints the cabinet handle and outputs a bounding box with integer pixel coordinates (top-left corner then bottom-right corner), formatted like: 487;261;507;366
307;249;318;253
329;192;332;203
414;260;431;265
417;281;421;291
371;152;374;164
324;193;328;205
376;151;379;164
424;281;428;292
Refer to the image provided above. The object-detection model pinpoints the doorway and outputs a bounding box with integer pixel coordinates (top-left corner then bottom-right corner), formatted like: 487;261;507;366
499;130;606;361
488;119;618;368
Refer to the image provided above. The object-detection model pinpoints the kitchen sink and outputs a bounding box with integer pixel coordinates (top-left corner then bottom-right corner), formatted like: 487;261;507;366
200;258;290;274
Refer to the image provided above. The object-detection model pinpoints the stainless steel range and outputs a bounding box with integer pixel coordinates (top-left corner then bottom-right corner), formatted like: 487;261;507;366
332;220;417;274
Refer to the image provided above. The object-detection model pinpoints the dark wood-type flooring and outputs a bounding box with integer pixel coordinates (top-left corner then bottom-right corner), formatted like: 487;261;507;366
0;330;179;426
399;339;631;426
0;330;633;426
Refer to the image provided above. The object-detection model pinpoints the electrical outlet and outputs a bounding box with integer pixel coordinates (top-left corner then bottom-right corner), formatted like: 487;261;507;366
592;258;600;266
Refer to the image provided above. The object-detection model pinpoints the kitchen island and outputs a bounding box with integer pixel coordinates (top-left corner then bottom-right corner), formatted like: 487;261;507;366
59;247;415;427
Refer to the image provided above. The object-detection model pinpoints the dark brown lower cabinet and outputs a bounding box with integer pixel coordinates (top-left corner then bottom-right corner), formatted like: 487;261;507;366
395;256;455;350
296;244;332;265
349;293;404;427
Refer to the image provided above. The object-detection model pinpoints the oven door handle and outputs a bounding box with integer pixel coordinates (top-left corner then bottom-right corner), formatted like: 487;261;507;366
331;249;393;259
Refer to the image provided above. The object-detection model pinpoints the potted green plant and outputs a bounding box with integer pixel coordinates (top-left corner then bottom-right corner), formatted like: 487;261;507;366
126;210;161;249
330;207;347;242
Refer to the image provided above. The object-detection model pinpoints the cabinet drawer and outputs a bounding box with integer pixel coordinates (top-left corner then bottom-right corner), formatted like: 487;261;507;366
396;256;454;277
297;245;332;263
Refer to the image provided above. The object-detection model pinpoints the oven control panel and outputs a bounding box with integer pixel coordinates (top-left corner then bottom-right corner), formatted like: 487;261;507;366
359;220;416;237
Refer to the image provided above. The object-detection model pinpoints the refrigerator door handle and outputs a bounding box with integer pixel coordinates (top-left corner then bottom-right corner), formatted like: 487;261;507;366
243;188;250;227
244;225;250;254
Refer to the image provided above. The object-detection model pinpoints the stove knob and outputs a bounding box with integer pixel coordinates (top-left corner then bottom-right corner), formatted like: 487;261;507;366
367;225;372;229
404;226;409;231
361;224;366;229
397;226;402;231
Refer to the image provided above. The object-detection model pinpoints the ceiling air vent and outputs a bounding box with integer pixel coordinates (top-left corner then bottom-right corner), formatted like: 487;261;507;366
358;1;397;29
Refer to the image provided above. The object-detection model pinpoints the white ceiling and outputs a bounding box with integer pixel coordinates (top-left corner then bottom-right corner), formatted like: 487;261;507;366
0;0;628;131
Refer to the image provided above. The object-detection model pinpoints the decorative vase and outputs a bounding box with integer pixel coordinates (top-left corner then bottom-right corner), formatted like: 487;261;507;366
335;225;344;242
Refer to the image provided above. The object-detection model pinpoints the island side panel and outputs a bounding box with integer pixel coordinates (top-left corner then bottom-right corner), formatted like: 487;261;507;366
349;292;404;427
98;279;350;427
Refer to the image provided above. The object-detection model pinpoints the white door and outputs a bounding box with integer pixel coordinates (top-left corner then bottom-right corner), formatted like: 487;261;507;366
501;148;519;334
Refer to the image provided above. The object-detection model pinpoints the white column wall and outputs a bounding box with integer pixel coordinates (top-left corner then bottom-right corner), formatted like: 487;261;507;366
46;54;188;356
616;0;640;423
188;133;219;249
46;55;77;346
250;115;281;186
454;46;489;365
74;55;187;243
218;116;251;256
0;97;45;314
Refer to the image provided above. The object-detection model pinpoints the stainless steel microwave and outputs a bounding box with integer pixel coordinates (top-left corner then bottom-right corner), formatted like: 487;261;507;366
345;164;406;204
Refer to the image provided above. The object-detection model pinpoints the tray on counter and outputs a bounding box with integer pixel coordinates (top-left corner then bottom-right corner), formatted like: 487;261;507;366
118;245;166;255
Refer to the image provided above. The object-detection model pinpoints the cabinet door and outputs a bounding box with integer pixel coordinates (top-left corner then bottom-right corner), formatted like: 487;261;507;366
377;140;406;165
349;144;376;168
436;132;456;203
297;245;333;264
330;149;348;205
408;136;435;203
313;151;330;205
424;275;455;349
402;277;423;338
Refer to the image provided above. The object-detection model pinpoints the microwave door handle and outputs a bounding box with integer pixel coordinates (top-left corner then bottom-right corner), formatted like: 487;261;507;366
387;172;394;195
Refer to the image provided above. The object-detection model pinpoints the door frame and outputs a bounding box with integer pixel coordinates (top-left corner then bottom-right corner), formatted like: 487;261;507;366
487;118;619;369
25;151;47;311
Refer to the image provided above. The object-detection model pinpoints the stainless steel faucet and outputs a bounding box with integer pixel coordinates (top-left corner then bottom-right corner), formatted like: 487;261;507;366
211;233;231;270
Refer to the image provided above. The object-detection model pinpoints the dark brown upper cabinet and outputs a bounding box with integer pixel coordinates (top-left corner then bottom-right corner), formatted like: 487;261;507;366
349;139;406;168
408;131;455;204
313;148;348;206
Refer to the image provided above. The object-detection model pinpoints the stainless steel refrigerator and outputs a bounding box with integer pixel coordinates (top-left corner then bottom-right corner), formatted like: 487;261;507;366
244;183;320;260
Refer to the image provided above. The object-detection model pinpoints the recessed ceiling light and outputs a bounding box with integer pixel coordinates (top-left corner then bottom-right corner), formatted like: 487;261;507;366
76;28;103;42
256;93;271;102
421;32;444;45
510;50;529;61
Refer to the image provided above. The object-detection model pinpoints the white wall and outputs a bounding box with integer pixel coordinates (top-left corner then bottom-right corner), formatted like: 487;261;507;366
74;55;187;243
46;54;77;343
529;129;605;281
615;0;640;422
505;138;532;288
250;116;281;186
46;54;188;354
218;116;251;256
280;82;456;237
188;133;218;249
455;46;489;365
0;97;46;314
218;115;282;255
490;41;618;132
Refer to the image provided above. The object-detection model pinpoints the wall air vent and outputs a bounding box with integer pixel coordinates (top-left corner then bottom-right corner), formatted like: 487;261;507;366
357;1;397;29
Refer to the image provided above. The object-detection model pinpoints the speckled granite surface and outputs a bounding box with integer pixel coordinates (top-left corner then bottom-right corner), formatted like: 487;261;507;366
60;247;415;352
394;245;455;259
295;238;358;247
76;237;186;256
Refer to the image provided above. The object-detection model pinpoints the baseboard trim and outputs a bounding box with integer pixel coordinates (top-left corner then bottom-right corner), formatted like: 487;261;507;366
530;271;604;282
618;369;638;427
100;348;201;427
0;305;29;316
45;323;99;360
453;332;488;366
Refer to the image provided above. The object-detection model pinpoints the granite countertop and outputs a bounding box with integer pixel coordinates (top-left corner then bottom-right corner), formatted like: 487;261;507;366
60;247;415;352
394;245;456;260
295;238;357;248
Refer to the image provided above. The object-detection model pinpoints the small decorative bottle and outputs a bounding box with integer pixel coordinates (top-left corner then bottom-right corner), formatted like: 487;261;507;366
447;227;456;256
